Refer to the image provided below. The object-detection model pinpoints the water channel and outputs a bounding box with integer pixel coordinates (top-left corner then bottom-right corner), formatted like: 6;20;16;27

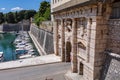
0;32;39;62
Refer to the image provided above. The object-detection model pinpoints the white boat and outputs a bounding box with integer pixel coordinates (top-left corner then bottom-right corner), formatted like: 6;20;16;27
0;52;4;62
19;54;33;59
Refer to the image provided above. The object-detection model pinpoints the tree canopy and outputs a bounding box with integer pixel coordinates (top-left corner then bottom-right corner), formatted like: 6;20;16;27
0;1;50;25
0;10;36;24
0;12;4;24
34;1;51;26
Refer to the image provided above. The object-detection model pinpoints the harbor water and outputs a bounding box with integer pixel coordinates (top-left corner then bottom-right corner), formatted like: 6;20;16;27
0;33;16;61
0;32;39;62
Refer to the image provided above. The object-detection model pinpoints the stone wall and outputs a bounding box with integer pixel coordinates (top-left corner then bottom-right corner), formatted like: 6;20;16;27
39;21;53;32
30;25;54;54
100;53;120;80
108;19;120;54
0;23;30;32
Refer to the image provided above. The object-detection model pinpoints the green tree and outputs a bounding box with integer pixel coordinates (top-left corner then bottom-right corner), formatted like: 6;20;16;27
6;12;15;23
0;12;5;24
34;1;51;26
14;11;19;23
39;1;50;17
24;10;36;20
18;10;26;21
43;7;51;20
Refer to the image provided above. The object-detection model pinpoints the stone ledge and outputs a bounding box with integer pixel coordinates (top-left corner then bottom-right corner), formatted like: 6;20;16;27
0;54;61;70
64;71;84;80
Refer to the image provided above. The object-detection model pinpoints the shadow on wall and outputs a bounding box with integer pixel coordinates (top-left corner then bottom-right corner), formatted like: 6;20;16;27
100;53;120;80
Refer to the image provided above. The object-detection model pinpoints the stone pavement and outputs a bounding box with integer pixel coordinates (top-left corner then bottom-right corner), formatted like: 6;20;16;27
65;71;84;80
0;54;61;70
0;62;70;80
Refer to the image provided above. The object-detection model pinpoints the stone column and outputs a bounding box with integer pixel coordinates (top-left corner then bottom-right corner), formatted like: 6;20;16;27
61;19;65;62
54;20;59;55
71;18;78;73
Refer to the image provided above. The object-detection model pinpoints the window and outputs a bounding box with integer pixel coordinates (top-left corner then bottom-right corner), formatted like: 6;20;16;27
110;2;120;19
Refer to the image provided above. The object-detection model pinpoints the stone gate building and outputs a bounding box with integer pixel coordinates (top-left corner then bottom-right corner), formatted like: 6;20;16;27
51;0;120;80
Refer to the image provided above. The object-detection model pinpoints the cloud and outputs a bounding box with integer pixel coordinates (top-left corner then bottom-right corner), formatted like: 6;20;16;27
0;8;5;10
11;7;23;11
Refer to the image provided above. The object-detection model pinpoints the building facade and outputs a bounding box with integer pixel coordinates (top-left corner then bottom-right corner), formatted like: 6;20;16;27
51;0;120;80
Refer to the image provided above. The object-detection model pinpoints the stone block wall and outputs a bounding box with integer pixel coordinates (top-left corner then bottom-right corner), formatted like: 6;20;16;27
108;19;120;54
30;25;54;54
39;21;53;32
0;23;30;32
100;53;120;80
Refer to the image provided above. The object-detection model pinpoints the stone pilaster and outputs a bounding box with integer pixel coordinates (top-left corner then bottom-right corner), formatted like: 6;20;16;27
71;18;78;73
61;19;65;62
54;20;59;55
94;16;108;80
86;18;92;63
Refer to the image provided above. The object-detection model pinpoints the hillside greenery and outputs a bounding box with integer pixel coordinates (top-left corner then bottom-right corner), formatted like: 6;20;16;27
0;10;36;24
0;1;50;25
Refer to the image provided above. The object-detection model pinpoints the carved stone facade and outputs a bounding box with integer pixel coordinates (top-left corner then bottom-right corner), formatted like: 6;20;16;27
51;0;120;80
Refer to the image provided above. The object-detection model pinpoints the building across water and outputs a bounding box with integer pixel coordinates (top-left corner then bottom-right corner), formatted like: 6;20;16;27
51;0;120;80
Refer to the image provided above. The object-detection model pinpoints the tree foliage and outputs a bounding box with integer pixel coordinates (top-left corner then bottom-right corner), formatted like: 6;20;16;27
0;1;50;25
0;10;36;24
39;1;50;17
6;12;16;23
0;12;4;24
34;1;51;26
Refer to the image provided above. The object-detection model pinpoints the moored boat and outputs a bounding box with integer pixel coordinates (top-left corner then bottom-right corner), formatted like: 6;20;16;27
0;52;4;62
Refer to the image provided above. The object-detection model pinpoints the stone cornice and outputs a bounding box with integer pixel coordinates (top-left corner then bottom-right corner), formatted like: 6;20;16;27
51;0;98;14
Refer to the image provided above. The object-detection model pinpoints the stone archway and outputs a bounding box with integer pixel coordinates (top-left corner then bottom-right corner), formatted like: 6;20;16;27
65;41;72;62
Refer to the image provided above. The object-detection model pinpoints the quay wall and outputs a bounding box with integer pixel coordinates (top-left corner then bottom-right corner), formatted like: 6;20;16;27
30;24;54;55
0;23;30;32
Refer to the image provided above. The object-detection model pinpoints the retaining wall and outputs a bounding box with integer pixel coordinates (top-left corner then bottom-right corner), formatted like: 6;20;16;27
0;23;30;32
30;25;54;54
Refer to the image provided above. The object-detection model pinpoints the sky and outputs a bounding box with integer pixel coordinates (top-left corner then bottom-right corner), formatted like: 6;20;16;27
0;0;50;13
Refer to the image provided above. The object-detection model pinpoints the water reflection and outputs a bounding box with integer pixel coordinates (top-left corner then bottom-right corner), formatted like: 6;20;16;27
0;33;16;61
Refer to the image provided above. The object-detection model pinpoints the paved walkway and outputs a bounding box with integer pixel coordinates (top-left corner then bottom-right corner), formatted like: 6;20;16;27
0;54;61;70
0;62;70;80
